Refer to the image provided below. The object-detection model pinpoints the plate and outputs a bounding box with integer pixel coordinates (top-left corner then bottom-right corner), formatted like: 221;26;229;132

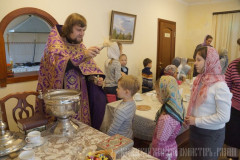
136;105;151;111
17;157;41;160
23;137;46;149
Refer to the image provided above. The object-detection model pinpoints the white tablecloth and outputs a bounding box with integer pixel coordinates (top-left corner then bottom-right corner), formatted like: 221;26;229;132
101;82;191;141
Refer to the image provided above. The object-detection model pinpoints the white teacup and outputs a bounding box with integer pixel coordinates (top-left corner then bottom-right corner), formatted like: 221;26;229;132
186;79;190;84
185;94;190;102
25;131;41;144
179;88;183;96
151;94;158;101
19;150;35;160
134;93;142;101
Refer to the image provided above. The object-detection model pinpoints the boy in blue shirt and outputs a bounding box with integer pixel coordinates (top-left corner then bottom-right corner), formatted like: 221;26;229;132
142;58;153;93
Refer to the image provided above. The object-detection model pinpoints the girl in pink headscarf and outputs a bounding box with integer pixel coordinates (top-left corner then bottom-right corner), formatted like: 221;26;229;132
185;46;232;160
193;35;213;77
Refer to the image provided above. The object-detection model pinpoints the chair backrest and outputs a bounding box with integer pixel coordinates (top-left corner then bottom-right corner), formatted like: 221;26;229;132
0;91;43;130
187;58;195;80
106;94;117;103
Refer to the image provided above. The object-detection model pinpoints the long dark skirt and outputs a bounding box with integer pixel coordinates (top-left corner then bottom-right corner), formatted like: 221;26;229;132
225;107;240;149
189;126;225;160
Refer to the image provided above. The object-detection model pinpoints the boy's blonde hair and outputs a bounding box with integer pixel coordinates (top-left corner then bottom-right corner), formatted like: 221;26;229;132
119;54;127;59
118;75;140;96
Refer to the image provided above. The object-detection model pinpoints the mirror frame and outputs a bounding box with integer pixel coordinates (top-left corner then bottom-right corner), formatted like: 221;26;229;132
0;7;58;87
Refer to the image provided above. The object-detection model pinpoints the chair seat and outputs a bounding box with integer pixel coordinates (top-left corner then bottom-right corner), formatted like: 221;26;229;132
17;113;48;131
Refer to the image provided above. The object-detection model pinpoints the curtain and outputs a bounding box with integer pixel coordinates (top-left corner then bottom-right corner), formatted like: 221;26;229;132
212;12;240;62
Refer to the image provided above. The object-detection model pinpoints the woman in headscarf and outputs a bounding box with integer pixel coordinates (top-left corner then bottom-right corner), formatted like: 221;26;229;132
164;65;178;79
219;48;228;74
193;35;213;76
185;46;232;160
164;65;183;85
104;42;122;101
150;76;184;160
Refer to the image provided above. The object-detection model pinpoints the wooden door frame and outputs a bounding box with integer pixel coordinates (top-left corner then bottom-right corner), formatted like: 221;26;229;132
156;18;176;80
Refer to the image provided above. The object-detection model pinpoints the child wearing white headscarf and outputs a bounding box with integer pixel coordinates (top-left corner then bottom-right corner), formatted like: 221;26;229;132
104;42;122;101
177;58;191;81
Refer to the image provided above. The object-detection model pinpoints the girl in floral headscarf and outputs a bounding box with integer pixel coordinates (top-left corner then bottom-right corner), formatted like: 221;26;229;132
150;76;184;160
185;46;232;160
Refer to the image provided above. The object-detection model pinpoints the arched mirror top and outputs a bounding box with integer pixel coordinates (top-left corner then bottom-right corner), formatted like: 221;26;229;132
0;7;58;87
0;7;58;31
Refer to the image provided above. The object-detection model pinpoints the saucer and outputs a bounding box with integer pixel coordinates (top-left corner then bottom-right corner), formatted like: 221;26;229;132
24;137;46;149
134;97;143;101
146;92;154;96
183;98;189;102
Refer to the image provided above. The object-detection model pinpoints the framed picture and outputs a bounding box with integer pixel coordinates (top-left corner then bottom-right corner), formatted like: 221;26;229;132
109;10;137;43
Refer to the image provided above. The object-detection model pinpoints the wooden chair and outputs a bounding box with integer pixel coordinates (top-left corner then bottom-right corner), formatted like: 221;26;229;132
0;91;47;131
187;58;195;80
106;94;117;103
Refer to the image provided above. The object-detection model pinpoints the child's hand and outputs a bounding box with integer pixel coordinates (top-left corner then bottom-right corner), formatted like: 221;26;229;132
182;121;189;129
96;77;104;86
185;116;196;126
121;72;126;76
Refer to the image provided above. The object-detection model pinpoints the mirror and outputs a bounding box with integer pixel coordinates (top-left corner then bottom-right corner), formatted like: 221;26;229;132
0;7;58;87
4;15;51;74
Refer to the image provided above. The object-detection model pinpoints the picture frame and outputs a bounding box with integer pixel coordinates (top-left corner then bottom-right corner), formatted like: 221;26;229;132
109;10;137;43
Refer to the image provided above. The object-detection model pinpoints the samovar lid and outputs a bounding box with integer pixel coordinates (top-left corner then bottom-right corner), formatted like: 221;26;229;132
0;120;26;157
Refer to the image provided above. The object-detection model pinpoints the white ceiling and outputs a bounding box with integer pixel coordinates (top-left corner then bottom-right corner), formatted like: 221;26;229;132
179;0;231;5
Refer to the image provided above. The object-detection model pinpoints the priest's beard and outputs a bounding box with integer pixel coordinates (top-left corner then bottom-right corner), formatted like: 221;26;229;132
66;36;82;44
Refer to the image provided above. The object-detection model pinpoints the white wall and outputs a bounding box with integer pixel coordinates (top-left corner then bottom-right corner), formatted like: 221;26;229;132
186;0;240;59
0;0;188;80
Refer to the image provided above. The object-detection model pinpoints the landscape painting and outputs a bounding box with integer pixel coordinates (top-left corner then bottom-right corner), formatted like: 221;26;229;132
109;11;137;43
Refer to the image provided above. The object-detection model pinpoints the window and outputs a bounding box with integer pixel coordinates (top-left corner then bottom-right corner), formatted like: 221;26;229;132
212;10;240;62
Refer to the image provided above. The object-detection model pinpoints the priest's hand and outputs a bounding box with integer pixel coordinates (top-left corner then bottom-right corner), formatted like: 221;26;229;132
85;46;101;58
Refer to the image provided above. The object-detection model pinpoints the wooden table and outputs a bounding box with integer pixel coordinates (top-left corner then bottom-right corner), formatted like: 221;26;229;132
101;82;191;144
